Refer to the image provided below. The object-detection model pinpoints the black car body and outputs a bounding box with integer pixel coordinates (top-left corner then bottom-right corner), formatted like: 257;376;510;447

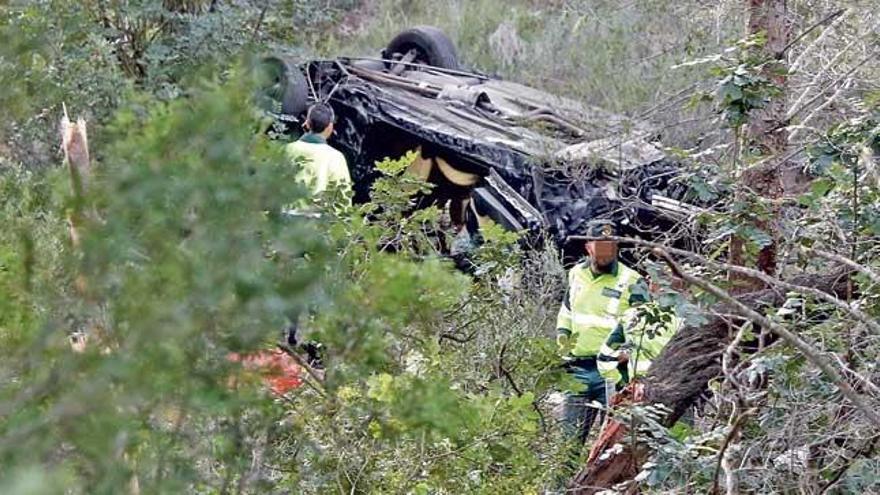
263;27;698;259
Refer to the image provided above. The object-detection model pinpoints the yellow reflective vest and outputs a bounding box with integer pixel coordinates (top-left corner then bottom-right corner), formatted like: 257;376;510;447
597;303;681;383
556;260;646;360
285;133;351;206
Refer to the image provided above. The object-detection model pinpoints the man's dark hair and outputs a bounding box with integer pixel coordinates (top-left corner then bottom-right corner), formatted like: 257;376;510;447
305;103;335;133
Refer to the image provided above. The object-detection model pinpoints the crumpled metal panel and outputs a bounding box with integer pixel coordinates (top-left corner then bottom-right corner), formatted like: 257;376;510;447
555;137;667;170
437;85;491;107
303;60;687;247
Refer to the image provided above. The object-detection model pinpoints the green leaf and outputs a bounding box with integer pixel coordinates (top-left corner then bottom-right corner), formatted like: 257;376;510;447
810;178;834;197
716;80;743;103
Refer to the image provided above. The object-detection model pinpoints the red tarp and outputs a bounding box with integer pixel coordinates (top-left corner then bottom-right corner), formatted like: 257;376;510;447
227;349;303;395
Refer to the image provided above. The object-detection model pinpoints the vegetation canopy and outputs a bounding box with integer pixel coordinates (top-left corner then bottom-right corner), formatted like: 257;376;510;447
1;1;879;493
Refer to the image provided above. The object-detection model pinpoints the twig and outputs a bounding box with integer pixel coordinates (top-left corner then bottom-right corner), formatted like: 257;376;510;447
780;8;846;56
711;410;752;495
349;449;372;495
711;319;754;495
438;330;478;344
790;9;850;73
832;353;880;396
443;297;475;318
249;1;268;43
635;82;700;119
722;323;750;393
146;17;170;46
277;344;326;397
236;427;269;494
789;77;853;142
785;50;879;122
496;342;522;396
819;434;880;494
787;32;863;119
653;248;880;428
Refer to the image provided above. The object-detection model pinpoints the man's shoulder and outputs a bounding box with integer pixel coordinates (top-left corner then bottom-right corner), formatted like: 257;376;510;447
286;140;312;157
291;140;344;159
618;262;649;303
568;260;591;279
328;146;347;164
287;141;346;169
326;147;349;178
568;260;589;273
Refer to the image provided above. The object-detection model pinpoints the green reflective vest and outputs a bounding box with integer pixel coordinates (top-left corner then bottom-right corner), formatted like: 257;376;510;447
556;260;645;359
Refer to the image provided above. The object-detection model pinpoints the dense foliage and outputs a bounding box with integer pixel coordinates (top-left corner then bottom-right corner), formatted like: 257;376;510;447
2;0;880;493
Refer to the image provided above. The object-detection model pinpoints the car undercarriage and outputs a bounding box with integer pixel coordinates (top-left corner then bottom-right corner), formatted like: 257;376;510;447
262;26;701;260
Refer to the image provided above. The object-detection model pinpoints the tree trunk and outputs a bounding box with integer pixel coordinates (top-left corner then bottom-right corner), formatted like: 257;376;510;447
569;271;851;494
730;0;790;284
744;0;789;158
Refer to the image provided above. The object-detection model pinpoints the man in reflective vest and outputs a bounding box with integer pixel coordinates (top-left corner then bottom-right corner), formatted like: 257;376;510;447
285;102;351;212
282;102;351;364
556;219;648;451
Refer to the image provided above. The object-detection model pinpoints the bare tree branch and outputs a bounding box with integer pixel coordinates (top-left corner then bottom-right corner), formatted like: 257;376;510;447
277;344;327;397
781;8;846;56
805;247;880;287
654;248;880;428
786;49;880;122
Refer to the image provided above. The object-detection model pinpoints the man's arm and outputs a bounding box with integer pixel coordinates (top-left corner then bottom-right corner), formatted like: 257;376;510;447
598;276;649;383
328;150;352;206
619;302;681;379
329;149;351;185
597;323;629;384
556;271;574;354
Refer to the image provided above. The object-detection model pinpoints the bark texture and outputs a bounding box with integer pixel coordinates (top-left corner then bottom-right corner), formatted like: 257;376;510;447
730;0;791;282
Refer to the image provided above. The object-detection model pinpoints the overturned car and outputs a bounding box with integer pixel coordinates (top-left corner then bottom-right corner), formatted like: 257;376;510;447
261;26;698;259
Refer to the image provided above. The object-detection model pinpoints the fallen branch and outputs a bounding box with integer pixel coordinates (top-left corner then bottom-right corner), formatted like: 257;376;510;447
654;248;880;427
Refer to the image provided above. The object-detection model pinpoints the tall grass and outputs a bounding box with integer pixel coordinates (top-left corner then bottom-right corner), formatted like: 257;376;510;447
333;0;745;145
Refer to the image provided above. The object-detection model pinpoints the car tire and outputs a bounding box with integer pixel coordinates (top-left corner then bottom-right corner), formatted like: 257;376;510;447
261;55;310;117
384;26;460;70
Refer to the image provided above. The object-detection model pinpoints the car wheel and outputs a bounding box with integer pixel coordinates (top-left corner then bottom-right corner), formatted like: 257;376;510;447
384;26;460;70
260;55;310;118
